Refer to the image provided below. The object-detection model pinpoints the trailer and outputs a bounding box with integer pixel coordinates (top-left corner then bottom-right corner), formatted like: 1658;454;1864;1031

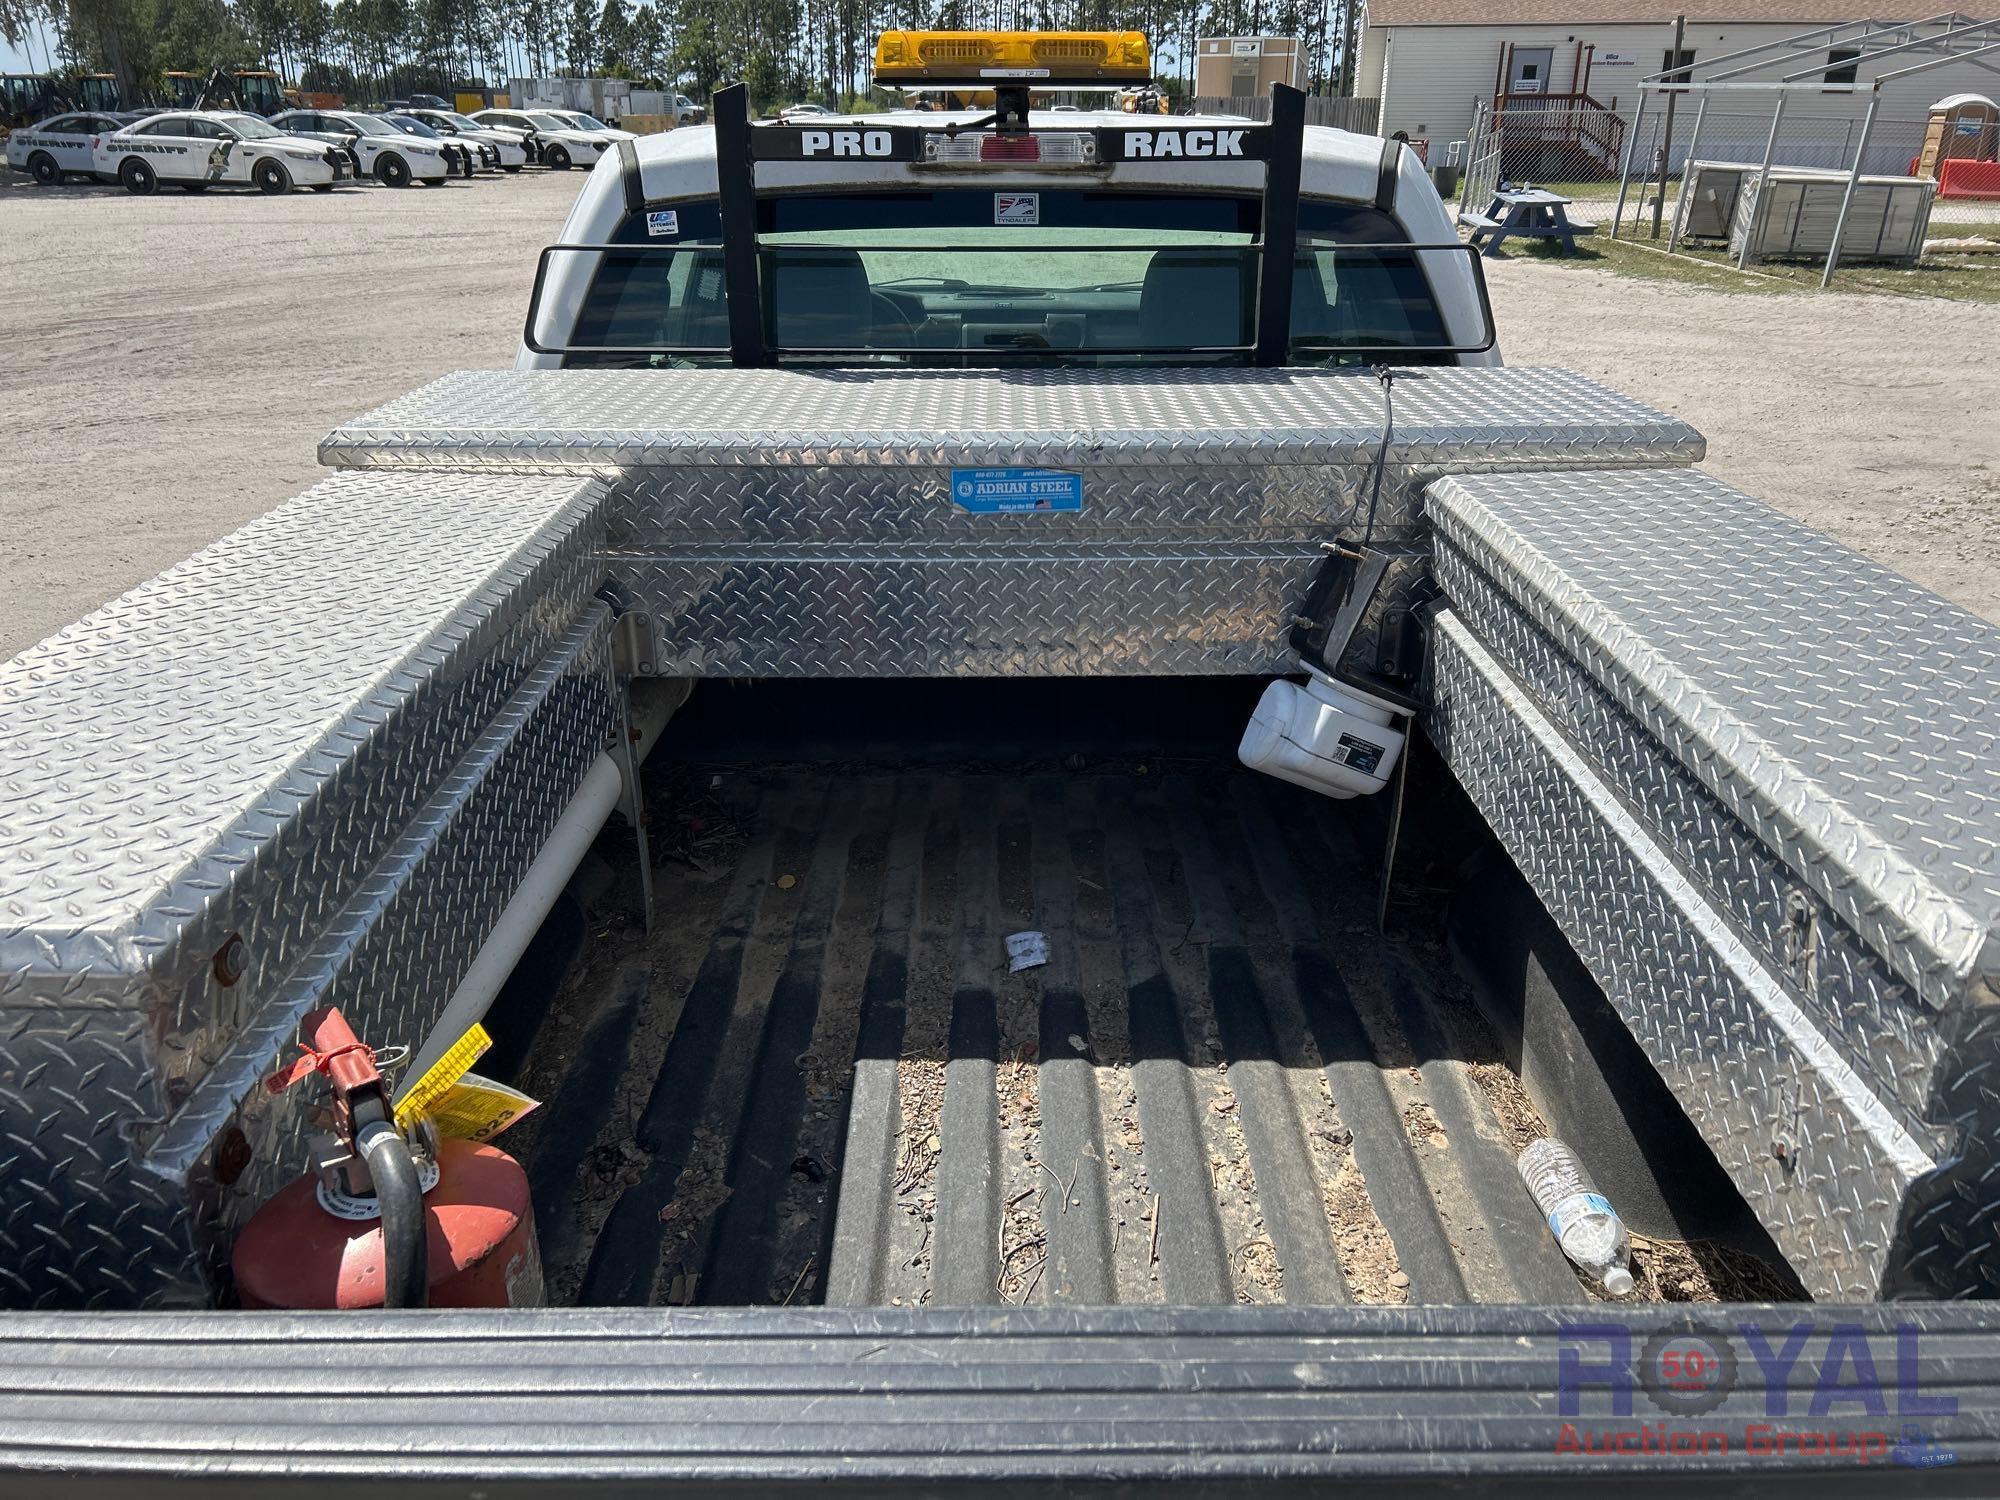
0;32;1996;1491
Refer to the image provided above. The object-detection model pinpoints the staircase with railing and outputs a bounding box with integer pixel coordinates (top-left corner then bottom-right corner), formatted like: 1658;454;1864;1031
1491;91;1627;179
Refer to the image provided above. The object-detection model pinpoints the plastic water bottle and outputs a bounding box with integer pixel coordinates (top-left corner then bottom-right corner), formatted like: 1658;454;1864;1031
1517;1137;1635;1296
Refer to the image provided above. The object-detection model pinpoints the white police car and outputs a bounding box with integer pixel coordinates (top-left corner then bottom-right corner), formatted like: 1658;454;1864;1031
538;108;639;141
269;109;451;186
469;108;613;171
97;111;350;194
403;109;528;171
5;112;128;184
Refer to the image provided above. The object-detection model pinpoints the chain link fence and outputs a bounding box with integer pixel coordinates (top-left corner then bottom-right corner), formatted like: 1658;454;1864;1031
1457;98;1999;249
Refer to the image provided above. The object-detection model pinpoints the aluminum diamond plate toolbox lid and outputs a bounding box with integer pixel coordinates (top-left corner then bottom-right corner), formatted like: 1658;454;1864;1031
0;468;605;1023
1427;467;2000;1017
318;365;1705;473
0;469;611;1305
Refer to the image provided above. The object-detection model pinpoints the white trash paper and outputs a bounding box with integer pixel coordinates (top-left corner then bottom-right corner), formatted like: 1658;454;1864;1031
1005;931;1049;972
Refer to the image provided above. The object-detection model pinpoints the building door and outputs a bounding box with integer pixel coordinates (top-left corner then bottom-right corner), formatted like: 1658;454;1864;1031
1508;47;1554;94
1229;39;1260;97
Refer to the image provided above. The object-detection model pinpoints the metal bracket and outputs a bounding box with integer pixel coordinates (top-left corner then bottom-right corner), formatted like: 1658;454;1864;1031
1291;542;1392;671
602;649;655;933
1289;538;1435;712
612;610;657;678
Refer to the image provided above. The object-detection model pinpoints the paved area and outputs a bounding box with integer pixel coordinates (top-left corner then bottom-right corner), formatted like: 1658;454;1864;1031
1;165;1995;658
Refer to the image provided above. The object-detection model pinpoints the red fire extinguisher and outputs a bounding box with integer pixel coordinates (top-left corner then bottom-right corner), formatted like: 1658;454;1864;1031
232;1006;543;1310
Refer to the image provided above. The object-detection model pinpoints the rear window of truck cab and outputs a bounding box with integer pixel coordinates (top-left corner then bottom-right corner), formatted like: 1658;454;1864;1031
554;190;1452;367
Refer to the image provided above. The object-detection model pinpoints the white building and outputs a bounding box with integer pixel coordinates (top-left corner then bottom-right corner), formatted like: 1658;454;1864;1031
1357;0;2000;172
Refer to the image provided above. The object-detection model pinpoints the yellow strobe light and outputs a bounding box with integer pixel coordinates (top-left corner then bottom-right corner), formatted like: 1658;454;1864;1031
873;30;1152;86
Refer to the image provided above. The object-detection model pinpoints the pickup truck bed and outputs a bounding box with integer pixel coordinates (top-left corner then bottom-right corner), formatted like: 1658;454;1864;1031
501;680;1753;1309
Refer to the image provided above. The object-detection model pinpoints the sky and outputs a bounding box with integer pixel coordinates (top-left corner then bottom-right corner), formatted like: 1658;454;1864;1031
5;33;49;74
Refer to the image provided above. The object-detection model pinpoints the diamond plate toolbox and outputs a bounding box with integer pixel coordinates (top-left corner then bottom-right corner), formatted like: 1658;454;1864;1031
321;366;1702;676
1425;467;2000;1300
0;471;616;1307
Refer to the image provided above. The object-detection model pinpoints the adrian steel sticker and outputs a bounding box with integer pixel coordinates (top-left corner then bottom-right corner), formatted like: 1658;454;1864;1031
646;209;680;237
951;467;1082;513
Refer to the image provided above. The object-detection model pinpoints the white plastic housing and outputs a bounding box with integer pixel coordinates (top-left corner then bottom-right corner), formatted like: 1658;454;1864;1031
1238;675;1407;799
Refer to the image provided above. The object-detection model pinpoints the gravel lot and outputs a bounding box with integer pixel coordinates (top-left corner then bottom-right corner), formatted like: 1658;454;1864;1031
2;165;1996;659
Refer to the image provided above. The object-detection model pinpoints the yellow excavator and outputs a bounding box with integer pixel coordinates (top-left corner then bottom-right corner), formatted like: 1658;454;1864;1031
161;67;288;115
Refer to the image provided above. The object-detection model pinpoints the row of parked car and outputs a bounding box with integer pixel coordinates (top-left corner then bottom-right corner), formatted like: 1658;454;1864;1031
4;103;640;194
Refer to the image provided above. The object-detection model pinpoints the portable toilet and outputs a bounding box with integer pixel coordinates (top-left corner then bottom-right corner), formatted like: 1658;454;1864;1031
1916;93;2000;198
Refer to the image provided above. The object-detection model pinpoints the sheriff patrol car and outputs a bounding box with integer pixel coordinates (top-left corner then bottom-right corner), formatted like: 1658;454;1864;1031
97;110;350;194
468;107;615;170
402;108;529;171
537;107;638;141
5;111;129;184
269;108;452;186
518;30;1490;372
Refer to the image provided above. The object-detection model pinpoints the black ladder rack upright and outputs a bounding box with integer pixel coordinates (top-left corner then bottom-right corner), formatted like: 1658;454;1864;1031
707;78;1307;368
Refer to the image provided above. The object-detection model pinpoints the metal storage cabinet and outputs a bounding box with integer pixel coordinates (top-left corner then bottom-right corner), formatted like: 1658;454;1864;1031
1674;160;1848;243
1674;161;1752;241
1728;166;1936;264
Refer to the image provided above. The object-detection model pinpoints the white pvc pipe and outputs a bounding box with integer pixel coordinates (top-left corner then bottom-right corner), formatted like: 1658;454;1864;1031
405;754;623;1084
403;679;687;1084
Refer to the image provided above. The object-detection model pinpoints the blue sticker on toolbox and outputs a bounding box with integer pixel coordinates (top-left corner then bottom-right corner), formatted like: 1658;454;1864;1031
951;467;1083;513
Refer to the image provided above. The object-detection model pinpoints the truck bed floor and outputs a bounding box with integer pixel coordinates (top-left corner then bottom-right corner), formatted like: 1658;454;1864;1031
506;684;1595;1309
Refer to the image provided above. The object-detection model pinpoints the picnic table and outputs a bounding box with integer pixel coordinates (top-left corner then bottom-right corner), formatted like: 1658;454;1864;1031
1458;186;1597;257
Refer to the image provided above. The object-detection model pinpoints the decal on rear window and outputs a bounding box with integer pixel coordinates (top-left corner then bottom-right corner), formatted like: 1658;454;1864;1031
993;193;1039;226
646;209;680;237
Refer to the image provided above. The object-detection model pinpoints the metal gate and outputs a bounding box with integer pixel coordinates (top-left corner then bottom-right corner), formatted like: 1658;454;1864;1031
1459;100;1501;216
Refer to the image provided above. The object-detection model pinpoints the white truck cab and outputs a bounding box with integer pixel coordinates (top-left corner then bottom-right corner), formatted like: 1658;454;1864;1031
519;101;1493;371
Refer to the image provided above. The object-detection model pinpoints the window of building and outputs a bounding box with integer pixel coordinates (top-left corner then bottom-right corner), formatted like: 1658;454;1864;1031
1824;48;1860;89
1661;48;1696;89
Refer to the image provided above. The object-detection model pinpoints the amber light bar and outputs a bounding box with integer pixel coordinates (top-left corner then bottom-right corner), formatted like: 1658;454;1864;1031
873;29;1153;86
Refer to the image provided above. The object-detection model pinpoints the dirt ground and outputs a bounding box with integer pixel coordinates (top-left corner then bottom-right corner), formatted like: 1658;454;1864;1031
0;169;574;659
1489;258;2000;625
1;166;1996;659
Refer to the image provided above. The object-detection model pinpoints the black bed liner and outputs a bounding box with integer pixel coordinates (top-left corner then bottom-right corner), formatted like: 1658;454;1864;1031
10;682;1994;1493
506;679;1607;1310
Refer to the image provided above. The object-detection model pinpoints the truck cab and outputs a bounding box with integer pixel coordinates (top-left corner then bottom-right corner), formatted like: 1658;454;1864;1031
523;97;1491;372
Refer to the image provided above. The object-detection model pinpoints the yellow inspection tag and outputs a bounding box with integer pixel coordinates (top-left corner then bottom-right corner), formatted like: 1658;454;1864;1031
424;1071;542;1143
393;1023;492;1131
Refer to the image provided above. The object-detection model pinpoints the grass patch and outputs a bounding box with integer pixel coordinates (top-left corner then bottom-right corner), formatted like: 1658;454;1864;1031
1489;229;2000;302
1928;218;2000;242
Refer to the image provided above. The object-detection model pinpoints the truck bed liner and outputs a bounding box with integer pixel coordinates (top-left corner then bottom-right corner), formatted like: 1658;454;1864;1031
507;682;1596;1308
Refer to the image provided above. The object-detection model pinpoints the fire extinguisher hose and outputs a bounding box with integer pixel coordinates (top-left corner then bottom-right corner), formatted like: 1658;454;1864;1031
356;1118;430;1309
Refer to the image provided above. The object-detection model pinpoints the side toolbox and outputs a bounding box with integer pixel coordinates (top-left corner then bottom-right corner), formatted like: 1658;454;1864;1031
1424;466;2000;1301
0;472;619;1306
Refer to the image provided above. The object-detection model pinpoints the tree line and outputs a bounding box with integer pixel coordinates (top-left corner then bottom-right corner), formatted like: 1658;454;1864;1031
6;0;1364;113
